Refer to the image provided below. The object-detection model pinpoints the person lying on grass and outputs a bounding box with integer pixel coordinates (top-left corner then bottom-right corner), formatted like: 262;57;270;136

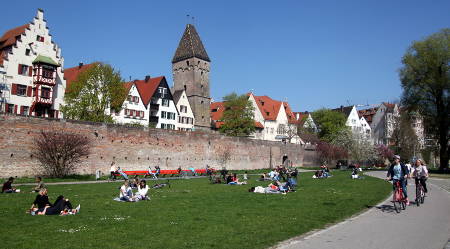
31;176;45;193
1;177;20;193
31;195;80;216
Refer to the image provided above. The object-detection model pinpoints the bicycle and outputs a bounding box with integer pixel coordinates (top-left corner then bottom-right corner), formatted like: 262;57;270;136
415;177;425;206
392;180;407;213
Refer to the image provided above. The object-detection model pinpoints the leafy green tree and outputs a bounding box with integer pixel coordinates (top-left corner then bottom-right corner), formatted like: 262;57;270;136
312;108;348;142
62;62;127;123
399;29;449;169
219;92;255;136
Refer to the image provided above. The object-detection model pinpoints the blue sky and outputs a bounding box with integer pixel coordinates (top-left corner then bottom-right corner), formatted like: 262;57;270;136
2;0;449;111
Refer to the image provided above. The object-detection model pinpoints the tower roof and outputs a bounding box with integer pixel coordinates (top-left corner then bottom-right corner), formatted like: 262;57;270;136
172;24;210;63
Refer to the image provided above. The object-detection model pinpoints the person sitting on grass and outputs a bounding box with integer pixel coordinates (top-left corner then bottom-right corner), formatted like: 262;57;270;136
131;176;140;189
29;188;51;213
119;180;134;202
33;195;80;216
134;180;149;201
351;167;359;179
312;170;323;179
231;173;247;185
226;173;235;184
31;177;45;193
2;177;20;193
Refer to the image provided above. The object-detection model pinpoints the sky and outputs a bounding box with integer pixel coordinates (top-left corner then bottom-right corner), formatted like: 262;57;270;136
1;0;449;112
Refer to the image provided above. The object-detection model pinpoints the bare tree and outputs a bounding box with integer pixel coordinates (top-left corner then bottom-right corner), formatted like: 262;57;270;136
33;131;91;177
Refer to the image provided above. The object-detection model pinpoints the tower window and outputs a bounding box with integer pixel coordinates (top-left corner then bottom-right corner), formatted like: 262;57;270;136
201;85;204;89
201;100;204;104
184;85;186;91
25;49;30;56
186;61;190;67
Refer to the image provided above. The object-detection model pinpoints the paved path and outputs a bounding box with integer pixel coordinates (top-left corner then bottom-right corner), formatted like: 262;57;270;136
275;171;450;249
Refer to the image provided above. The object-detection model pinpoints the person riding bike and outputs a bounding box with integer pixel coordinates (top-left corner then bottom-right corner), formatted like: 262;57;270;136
386;155;410;205
411;158;428;193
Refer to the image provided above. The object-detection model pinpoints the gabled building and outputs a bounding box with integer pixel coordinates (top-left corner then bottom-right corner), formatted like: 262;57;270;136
333;105;372;141
172;90;195;131
293;111;318;133
114;76;178;129
0;9;66;118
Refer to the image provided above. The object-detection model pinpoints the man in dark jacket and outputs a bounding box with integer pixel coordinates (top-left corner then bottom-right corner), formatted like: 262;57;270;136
386;155;410;205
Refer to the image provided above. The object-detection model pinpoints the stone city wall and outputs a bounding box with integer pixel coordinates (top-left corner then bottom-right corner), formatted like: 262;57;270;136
0;114;318;177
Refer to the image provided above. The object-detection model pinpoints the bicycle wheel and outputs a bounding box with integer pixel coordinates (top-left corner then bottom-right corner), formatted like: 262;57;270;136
393;200;400;213
401;200;406;210
416;187;420;206
420;189;425;204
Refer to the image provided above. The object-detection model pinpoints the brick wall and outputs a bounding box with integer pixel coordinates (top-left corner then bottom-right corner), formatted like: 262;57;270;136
0;114;318;177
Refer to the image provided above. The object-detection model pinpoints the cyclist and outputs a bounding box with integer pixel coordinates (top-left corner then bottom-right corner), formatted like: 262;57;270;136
386;155;410;205
412;158;428;193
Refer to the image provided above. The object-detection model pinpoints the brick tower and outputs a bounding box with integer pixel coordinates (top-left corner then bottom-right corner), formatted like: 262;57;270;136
172;24;211;130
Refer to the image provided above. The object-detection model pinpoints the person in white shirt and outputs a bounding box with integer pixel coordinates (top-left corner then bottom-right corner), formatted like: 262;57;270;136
110;162;117;181
412;159;429;193
119;180;133;202
135;180;149;201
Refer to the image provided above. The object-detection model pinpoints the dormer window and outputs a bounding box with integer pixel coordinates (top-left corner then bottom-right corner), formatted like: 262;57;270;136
261;101;265;106
266;112;270;116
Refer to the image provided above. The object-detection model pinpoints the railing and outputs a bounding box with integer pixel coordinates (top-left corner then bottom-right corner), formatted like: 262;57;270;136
33;75;56;86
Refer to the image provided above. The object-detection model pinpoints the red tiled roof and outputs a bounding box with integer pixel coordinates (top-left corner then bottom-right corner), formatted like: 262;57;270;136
283;102;298;124
293;111;309;126
252;95;282;121
210;102;225;121
64;63;97;92
131;76;165;106
210;101;263;129
0;24;30;66
358;107;378;124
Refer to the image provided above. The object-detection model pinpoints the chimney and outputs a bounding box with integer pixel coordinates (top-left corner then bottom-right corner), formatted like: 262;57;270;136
78;62;83;68
145;75;151;82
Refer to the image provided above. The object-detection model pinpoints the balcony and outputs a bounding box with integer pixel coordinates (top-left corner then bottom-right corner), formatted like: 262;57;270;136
33;75;56;86
35;96;53;105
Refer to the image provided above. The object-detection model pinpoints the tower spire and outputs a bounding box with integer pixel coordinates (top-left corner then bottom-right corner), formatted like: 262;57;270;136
172;24;210;63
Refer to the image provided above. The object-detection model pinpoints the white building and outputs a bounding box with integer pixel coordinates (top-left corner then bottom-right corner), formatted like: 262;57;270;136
371;102;399;145
0;9;66;118
172;90;195;131
333;105;372;141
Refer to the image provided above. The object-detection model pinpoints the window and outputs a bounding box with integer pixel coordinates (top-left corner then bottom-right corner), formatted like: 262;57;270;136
161;111;167;119
158;87;167;98
25;49;30;56
162;99;169;107
36;35;41;41
22;106;29;115
7;104;14;114
19;64;29;76
41;87;50;99
277;124;285;135
42;68;53;79
127;95;132;102
17;84;27;96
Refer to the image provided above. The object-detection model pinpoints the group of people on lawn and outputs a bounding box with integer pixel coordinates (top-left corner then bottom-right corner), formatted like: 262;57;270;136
117;178;149;202
250;165;298;194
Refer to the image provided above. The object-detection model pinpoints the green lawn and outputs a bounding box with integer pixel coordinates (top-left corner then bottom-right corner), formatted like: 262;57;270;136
0;171;390;249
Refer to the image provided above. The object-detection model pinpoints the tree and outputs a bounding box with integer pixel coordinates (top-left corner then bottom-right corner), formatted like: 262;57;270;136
376;144;395;166
311;109;347;142
390;111;421;161
399;29;450;169
33;131;91;177
219;92;255;136
316;141;348;165
62;62;127;123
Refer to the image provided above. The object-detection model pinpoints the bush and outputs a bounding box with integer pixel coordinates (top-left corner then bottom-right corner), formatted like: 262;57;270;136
33;131;91;177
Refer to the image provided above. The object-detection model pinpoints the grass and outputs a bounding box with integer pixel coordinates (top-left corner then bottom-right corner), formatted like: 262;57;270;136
0;171;390;249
